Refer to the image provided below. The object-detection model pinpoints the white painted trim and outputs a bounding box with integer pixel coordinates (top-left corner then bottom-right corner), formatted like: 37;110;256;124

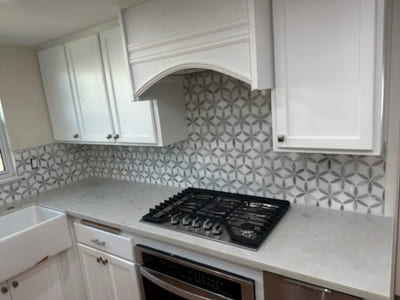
127;19;249;52
0;99;17;183
135;63;251;97
36;19;120;50
129;36;250;65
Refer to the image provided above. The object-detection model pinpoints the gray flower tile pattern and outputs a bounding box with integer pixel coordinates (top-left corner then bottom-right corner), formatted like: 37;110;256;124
82;71;386;215
0;143;88;210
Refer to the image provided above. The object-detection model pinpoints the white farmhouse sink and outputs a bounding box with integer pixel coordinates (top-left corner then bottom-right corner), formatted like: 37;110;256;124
0;205;72;283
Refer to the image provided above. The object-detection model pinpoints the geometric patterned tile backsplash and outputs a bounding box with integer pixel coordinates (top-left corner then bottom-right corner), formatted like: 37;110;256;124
0;143;88;209
0;71;386;215
84;71;386;215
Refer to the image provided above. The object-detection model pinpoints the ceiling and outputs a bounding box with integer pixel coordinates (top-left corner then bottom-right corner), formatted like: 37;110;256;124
0;0;123;46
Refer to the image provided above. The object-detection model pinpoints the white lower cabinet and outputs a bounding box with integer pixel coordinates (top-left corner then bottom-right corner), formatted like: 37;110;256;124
0;258;64;300
78;243;140;300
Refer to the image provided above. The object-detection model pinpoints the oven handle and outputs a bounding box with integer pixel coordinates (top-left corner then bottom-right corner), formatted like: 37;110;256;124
140;266;233;300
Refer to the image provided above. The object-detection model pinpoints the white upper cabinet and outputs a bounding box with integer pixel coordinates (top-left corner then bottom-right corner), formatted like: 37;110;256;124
120;0;274;96
100;27;158;144
38;45;81;142
65;35;115;143
38;24;188;146
271;0;386;155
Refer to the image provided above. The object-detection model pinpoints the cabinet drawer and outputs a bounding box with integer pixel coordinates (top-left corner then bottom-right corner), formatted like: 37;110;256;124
74;222;134;261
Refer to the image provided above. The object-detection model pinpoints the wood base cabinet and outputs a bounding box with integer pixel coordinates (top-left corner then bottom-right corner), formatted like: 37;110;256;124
264;272;361;300
78;243;140;300
0;258;64;300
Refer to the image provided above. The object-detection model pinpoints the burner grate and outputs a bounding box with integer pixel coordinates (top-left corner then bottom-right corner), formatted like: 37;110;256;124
142;188;290;250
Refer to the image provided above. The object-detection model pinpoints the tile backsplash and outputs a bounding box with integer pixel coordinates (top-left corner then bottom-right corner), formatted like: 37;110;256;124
0;71;386;215
0;143;87;209
84;71;386;215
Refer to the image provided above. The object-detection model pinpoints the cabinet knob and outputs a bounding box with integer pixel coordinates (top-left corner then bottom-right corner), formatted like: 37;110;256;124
73;134;79;139
277;135;285;142
96;257;101;263
103;259;108;265
106;134;112;139
12;281;18;288
113;134;119;140
1;287;8;294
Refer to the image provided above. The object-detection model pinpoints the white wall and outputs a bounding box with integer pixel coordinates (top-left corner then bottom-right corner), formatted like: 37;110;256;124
0;46;53;150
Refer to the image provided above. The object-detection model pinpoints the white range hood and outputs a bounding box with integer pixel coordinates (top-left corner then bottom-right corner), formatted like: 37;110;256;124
120;0;274;97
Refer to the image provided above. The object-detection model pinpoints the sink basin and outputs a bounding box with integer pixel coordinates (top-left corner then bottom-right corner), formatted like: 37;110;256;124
0;205;72;282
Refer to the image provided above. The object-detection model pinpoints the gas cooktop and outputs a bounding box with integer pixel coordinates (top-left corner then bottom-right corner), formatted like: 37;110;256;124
141;188;290;250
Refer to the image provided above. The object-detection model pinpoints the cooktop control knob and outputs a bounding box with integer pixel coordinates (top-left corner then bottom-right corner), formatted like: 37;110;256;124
212;223;222;236
182;215;192;227
191;217;201;228
203;219;213;231
170;214;179;226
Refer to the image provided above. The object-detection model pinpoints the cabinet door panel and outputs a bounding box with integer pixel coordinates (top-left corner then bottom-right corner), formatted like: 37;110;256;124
272;0;384;153
263;272;361;300
106;253;140;300
9;259;64;300
100;27;157;144
38;45;81;142
66;34;114;143
78;244;113;300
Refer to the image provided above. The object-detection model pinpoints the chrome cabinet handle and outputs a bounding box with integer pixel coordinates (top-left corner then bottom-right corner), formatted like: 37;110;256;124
90;238;106;246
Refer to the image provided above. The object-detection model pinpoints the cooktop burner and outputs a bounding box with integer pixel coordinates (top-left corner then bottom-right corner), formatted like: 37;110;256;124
141;188;290;250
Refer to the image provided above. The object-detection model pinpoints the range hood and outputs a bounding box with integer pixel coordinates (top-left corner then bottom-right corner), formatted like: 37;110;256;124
120;0;274;97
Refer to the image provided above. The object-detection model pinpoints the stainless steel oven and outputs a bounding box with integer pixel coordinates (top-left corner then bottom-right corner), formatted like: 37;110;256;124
135;245;255;300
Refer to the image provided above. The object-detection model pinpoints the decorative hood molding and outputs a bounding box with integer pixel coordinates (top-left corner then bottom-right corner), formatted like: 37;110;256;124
120;0;274;97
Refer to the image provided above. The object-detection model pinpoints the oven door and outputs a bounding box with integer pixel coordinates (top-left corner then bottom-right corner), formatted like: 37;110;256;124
136;245;255;300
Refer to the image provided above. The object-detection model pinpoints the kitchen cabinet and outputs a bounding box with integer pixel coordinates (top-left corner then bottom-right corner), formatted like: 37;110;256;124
120;0;274;96
264;272;361;300
0;258;64;300
271;0;386;155
37;45;81;142
78;243;140;300
38;24;187;146
100;27;158;144
65;34;115;143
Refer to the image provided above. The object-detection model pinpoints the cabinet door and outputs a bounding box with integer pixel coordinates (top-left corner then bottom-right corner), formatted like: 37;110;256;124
38;45;81;142
9;258;64;300
106;252;140;300
78;243;113;300
0;282;11;300
264;272;361;300
272;0;384;154
100;27;158;144
65;34;115;143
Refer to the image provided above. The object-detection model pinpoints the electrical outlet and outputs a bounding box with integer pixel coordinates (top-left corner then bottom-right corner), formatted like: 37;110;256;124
30;157;39;169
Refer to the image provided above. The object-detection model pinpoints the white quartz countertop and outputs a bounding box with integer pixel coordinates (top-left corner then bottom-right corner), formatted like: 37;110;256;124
31;178;393;300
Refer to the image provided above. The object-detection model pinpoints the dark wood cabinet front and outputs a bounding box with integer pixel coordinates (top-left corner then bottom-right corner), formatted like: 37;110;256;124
263;272;362;300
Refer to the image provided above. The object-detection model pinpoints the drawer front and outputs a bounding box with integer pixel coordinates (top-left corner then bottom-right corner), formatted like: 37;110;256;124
74;222;134;261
